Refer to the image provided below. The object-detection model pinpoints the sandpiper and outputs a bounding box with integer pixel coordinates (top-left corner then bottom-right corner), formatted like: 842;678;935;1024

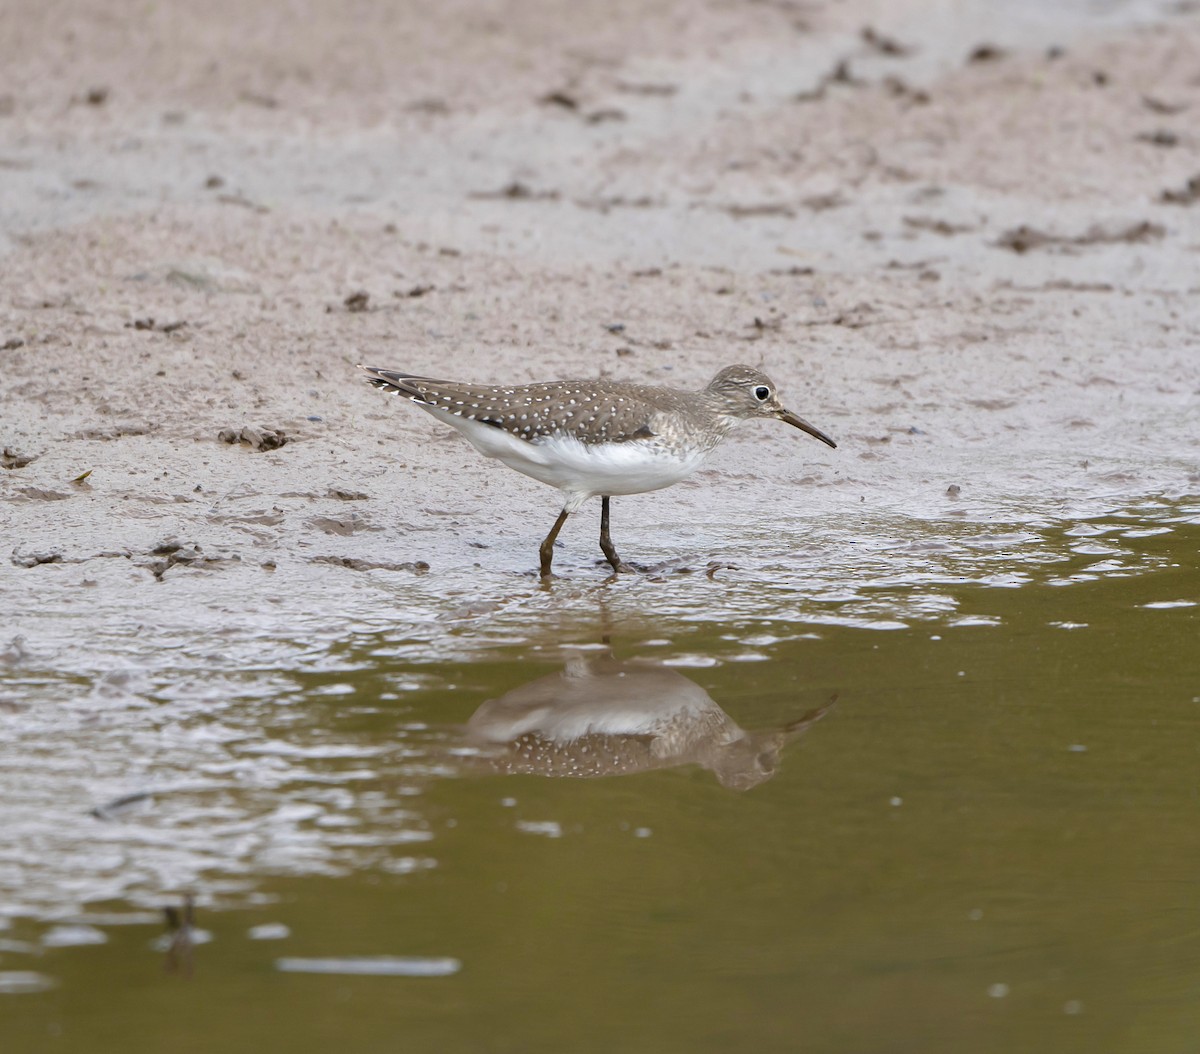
358;363;836;577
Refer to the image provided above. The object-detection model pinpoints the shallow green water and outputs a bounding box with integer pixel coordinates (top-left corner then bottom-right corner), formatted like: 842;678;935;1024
3;505;1199;1053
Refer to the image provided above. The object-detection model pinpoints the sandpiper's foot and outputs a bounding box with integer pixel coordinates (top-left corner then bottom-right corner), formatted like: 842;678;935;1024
600;549;635;574
598;497;635;575
603;560;636;576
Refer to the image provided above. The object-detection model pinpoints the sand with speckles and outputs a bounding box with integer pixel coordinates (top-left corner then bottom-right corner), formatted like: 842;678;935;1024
2;0;1198;624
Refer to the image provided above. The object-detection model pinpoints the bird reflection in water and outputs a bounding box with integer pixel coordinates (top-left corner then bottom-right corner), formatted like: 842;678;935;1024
451;649;834;791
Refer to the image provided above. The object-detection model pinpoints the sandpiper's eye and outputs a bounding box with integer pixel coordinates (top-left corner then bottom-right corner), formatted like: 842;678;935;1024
754;386;770;401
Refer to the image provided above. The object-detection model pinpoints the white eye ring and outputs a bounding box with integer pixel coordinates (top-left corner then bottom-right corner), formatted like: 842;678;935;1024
754;386;770;401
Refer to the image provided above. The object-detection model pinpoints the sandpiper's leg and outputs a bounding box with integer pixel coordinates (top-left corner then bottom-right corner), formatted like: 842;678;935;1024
599;496;631;573
539;509;570;578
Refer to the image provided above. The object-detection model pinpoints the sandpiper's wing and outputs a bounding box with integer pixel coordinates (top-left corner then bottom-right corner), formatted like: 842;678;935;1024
358;365;657;444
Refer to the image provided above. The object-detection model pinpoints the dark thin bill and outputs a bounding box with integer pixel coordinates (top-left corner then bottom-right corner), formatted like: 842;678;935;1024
779;409;837;449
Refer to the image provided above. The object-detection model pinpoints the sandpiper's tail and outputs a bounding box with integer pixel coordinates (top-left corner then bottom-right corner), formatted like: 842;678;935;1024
357;365;434;398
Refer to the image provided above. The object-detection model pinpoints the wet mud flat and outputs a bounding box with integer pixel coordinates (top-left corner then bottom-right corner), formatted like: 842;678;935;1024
2;0;1200;1050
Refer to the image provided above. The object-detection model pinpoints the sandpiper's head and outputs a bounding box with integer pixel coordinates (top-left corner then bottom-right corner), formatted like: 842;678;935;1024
706;365;837;448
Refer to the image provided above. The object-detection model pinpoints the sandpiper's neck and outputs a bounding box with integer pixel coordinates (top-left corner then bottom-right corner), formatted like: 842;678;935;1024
673;395;743;454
